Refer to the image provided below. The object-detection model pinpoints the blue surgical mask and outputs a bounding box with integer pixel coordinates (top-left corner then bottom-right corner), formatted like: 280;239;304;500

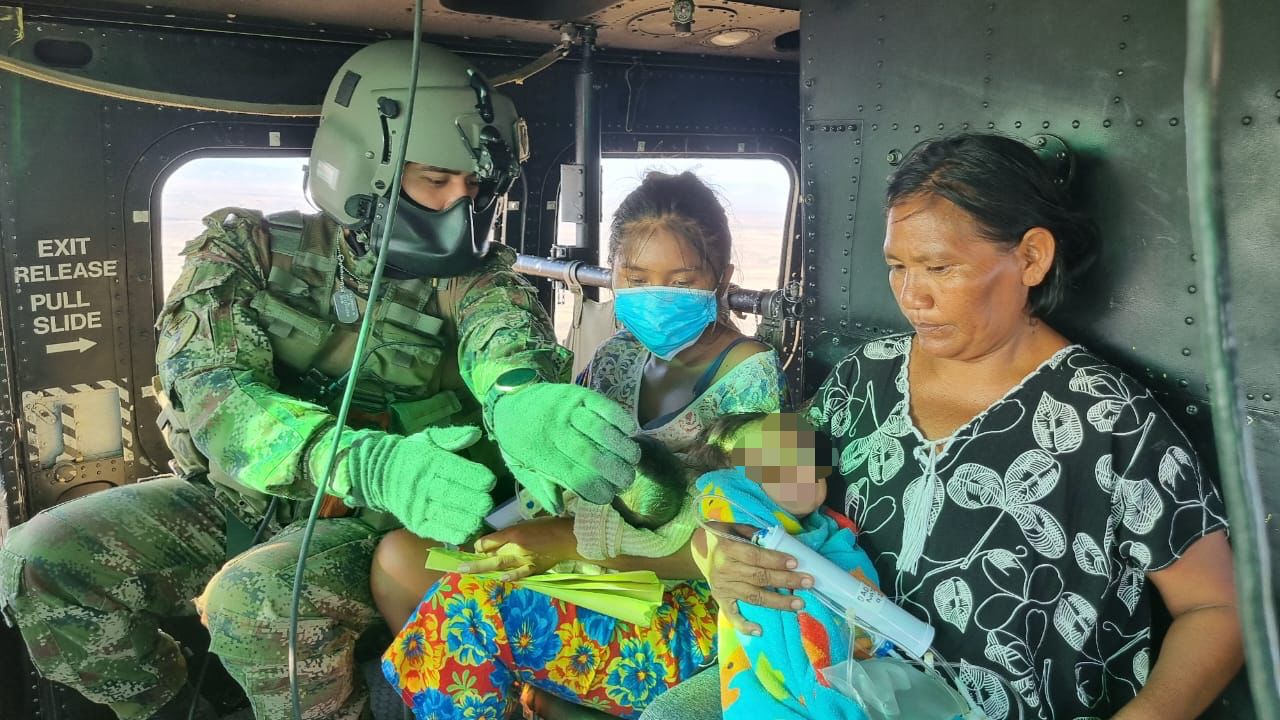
614;286;718;361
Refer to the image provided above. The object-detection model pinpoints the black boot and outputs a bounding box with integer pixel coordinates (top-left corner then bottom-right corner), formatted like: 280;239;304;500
148;683;219;720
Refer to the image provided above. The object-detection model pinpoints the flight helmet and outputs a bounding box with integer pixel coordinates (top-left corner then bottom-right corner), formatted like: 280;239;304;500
309;40;528;278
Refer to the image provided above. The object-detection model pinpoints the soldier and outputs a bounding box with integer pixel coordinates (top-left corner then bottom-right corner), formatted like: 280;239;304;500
0;40;639;720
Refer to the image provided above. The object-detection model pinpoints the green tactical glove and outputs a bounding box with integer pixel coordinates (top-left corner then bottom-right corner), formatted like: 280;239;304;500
491;383;640;513
322;425;497;544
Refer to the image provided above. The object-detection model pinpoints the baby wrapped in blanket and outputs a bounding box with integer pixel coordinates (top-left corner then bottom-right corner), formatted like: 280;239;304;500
694;412;882;720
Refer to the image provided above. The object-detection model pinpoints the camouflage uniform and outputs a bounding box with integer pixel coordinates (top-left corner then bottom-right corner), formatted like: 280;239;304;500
0;207;569;720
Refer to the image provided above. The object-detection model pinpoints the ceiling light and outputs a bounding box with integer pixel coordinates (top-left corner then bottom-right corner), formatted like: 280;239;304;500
706;28;758;47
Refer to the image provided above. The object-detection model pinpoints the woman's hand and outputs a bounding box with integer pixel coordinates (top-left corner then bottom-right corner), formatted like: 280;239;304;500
692;525;813;636
457;516;580;581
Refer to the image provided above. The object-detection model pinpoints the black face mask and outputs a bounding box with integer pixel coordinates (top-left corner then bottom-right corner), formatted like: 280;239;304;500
369;190;498;280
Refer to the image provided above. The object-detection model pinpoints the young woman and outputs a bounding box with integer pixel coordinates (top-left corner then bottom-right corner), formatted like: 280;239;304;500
373;171;788;719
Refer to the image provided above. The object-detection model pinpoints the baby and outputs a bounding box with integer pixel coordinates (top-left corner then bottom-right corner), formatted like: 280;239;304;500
693;411;882;720
610;412;833;532
714;411;832;513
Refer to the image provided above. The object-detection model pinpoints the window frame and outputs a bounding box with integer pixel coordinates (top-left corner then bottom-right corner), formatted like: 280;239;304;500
150;148;313;308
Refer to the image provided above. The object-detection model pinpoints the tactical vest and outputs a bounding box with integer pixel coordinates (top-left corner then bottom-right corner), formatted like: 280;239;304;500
155;210;485;527
251;210;465;423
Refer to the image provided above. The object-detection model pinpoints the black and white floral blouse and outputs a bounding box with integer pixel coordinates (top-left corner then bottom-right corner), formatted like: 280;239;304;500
808;334;1228;720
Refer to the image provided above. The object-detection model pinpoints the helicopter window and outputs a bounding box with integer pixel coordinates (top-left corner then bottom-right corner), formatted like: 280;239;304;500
553;155;793;339
158;155;313;297
157;155;792;339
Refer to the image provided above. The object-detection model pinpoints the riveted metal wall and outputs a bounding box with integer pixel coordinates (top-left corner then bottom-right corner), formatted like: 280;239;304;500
799;1;1277;716
4;46;135;514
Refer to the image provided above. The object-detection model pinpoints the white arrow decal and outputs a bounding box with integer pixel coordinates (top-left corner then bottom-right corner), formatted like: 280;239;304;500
45;337;97;355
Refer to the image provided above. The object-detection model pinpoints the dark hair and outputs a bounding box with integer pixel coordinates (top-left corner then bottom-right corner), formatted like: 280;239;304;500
612;418;758;530
686;411;836;471
683;412;769;470
608;170;733;285
885;133;1099;316
610;435;696;530
614;412;836;528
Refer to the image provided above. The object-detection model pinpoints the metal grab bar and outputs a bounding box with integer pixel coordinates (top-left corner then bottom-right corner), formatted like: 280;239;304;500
513;254;799;318
1185;1;1280;716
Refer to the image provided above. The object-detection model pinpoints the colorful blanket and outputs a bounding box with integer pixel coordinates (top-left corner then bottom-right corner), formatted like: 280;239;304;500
697;468;879;719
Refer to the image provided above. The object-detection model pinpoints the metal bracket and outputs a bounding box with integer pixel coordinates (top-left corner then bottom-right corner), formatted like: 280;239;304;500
1029;134;1076;187
557;163;586;224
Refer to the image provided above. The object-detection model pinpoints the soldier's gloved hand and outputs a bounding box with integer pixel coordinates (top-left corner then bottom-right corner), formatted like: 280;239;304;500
492;383;640;513
341;426;496;544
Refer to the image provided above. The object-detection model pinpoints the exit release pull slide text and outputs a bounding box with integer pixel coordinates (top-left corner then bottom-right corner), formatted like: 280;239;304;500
13;236;118;353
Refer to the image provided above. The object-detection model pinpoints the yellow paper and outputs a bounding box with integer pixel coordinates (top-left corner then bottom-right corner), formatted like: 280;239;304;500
527;581;662;626
424;547;494;574
424;549;664;626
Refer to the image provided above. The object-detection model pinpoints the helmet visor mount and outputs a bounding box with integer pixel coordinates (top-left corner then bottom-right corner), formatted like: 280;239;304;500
365;96;518;280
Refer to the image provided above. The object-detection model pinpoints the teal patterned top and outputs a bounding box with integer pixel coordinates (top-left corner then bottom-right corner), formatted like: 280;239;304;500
582;332;787;453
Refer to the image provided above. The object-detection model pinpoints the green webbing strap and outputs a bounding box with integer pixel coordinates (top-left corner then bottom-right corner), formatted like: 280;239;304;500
249;291;333;341
389;392;462;435
265;210;307;254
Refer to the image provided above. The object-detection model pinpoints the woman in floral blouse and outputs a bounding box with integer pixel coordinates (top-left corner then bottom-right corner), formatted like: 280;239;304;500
684;134;1241;720
374;171;787;719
